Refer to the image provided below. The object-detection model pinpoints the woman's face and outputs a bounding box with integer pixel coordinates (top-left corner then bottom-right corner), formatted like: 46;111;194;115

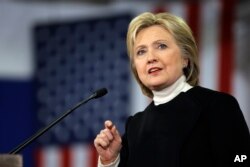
133;25;187;91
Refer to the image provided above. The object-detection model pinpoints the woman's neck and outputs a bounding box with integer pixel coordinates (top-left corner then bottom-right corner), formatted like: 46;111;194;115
152;75;192;106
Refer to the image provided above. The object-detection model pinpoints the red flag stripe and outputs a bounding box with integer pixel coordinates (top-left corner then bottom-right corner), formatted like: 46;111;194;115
89;144;98;167
61;147;71;167
218;0;236;93
186;1;201;47
153;2;167;14
35;148;44;167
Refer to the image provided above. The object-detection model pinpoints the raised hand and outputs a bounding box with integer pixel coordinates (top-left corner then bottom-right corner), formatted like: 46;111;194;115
94;120;122;165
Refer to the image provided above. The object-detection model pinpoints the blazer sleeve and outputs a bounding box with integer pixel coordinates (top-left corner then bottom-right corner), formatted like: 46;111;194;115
209;94;250;166
118;116;133;167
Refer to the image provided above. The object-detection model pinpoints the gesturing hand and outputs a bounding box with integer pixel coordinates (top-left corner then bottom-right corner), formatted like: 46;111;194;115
94;120;122;165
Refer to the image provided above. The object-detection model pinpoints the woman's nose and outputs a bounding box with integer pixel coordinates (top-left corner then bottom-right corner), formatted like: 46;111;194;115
147;51;158;64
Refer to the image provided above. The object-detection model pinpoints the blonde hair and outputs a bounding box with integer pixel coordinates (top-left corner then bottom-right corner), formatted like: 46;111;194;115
126;12;199;98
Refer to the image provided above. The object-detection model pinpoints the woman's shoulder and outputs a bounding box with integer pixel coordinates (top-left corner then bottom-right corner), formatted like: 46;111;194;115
188;86;237;102
127;101;155;122
185;86;240;111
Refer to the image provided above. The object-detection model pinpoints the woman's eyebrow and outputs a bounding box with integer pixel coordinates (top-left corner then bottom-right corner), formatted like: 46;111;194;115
134;44;146;51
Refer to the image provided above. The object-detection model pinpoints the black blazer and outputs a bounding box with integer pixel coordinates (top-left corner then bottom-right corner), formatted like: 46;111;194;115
119;86;250;167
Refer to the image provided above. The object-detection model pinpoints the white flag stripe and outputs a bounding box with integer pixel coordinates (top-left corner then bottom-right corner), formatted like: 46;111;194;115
233;71;250;127
71;144;90;167
43;146;61;167
167;2;187;20
199;1;221;90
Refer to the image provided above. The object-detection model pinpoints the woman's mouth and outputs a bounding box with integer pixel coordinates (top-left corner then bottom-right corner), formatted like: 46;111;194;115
148;67;162;74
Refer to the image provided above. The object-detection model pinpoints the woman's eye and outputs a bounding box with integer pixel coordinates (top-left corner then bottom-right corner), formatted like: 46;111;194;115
137;50;146;55
158;44;167;49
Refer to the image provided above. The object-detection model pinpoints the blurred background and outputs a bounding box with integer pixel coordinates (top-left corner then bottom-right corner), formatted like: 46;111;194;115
0;0;249;166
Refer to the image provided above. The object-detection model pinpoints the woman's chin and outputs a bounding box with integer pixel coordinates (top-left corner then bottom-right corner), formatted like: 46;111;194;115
147;83;167;91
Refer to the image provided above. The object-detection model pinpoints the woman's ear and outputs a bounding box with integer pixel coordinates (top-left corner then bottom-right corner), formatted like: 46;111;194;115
182;58;189;68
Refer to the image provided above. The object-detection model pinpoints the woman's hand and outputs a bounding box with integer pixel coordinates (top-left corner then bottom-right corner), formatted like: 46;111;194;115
94;120;122;165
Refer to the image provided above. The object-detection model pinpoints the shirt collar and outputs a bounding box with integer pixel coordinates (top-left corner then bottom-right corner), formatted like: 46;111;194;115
152;75;193;106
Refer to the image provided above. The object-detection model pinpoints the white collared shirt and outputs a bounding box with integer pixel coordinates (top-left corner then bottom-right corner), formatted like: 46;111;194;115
153;75;192;105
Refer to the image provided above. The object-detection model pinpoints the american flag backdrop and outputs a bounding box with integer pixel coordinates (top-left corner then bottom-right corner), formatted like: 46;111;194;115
33;1;238;166
33;14;132;167
0;0;249;167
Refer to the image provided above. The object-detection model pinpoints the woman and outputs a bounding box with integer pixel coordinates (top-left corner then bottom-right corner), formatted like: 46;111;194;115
94;12;250;167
